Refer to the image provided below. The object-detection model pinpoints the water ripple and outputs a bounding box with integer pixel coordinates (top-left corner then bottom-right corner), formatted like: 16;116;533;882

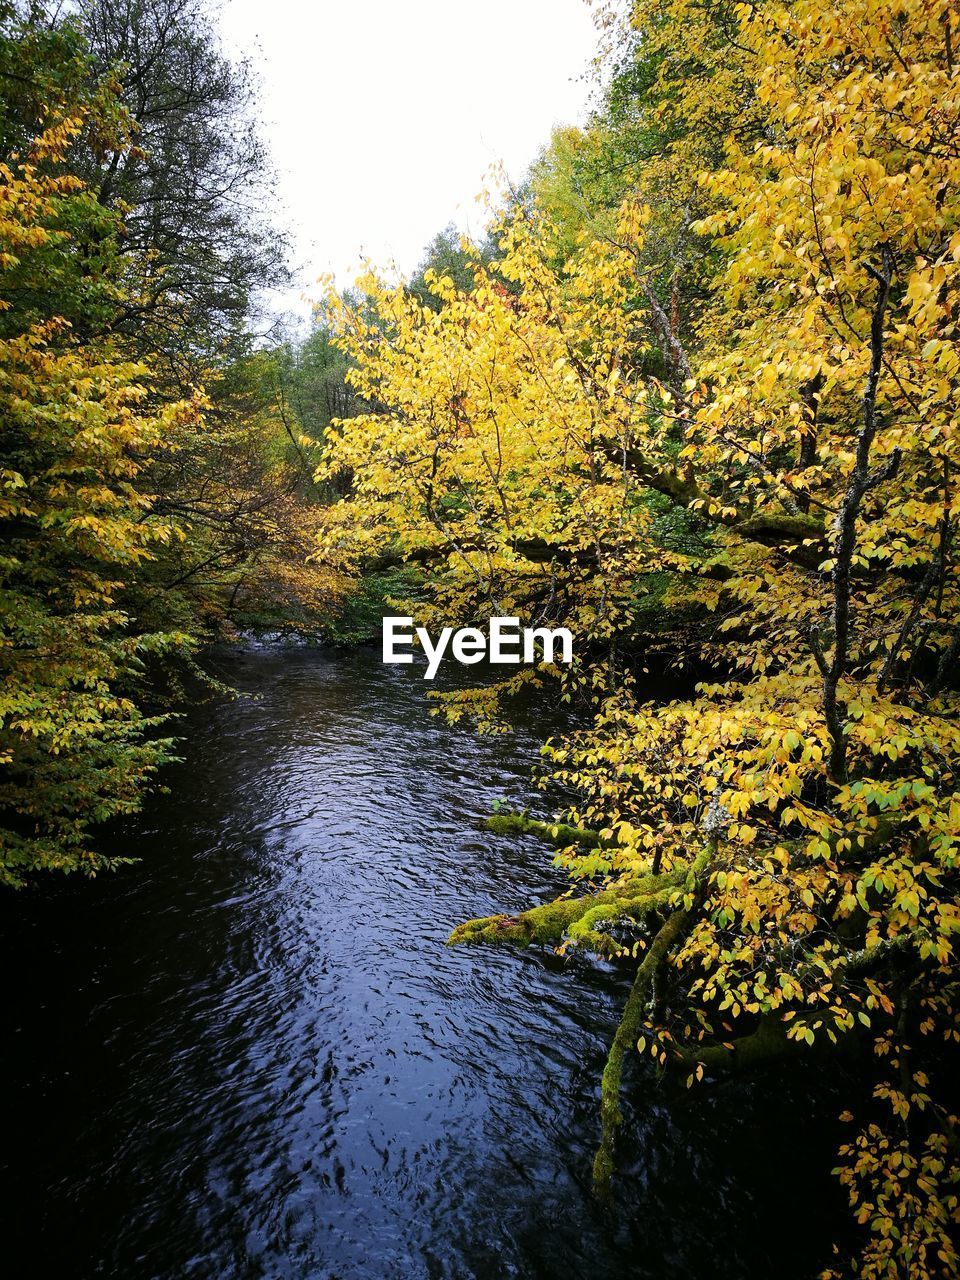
0;647;840;1279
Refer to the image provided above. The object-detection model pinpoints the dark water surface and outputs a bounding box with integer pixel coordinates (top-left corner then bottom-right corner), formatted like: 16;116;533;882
1;647;841;1279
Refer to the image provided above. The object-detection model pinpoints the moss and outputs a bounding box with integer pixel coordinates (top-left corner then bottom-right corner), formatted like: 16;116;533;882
678;1006;866;1078
593;900;697;1195
592;845;713;1196
447;867;684;950
628;569;713;634
566;888;676;953
483;812;610;849
680;1016;792;1075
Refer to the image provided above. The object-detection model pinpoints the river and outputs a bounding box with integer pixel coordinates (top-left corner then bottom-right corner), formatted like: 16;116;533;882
0;646;841;1278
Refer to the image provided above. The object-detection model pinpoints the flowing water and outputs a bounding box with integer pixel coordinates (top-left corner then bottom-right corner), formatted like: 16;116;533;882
0;646;842;1279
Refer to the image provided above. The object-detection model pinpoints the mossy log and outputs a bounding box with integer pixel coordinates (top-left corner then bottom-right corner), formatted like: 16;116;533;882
671;935;919;1076
675;1012;866;1076
446;866;685;949
483;812;612;849
676;1016;796;1075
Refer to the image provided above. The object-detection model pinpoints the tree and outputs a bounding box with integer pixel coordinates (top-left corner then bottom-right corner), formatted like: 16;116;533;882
0;2;342;884
528;0;764;393
278;307;361;442
73;0;289;376
137;347;347;641
408;223;491;311
315;1;960;1273
0;107;202;884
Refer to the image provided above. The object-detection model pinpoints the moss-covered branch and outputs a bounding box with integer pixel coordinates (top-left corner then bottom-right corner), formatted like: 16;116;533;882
592;904;695;1191
483;812;612;849
674;1011;867;1076
676;1016;796;1075
593;845;712;1195
447;866;684;948
565;887;679;956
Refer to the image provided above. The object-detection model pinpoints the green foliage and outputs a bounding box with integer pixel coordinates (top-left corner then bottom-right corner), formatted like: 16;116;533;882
321;566;426;646
0;2;327;881
0;109;200;882
408;223;494;311
276;311;360;443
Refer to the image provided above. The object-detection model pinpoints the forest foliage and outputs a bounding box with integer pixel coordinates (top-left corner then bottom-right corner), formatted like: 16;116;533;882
0;0;343;882
315;1;960;1275
2;0;959;1275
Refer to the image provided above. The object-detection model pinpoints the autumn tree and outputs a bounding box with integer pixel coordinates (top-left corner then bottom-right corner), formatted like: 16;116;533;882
0;99;202;883
315;1;960;1273
0;2;338;883
529;0;764;394
136;347;347;642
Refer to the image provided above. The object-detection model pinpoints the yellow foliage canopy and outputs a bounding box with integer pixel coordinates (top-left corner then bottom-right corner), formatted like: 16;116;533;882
316;1;960;1274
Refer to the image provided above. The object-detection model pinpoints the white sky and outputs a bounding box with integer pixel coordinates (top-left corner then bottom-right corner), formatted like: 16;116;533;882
216;0;599;323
